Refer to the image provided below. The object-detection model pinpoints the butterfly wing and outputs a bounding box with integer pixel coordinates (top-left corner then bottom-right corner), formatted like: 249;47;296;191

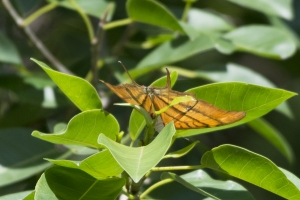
152;88;245;129
101;81;153;114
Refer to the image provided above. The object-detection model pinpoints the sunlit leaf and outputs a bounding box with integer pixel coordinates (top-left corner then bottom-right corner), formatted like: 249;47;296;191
47;150;123;179
34;174;57;200
32;109;119;149
0;191;33;200
202;144;300;199
126;0;184;32
176;82;296;137
98;122;176;183
31;58;102;111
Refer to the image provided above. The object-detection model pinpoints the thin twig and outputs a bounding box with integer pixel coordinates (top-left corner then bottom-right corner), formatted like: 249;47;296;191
2;0;73;75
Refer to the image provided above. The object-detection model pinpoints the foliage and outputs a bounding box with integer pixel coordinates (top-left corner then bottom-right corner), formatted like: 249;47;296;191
1;0;300;199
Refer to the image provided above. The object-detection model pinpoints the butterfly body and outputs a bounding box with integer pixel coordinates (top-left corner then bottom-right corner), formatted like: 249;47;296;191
101;66;245;129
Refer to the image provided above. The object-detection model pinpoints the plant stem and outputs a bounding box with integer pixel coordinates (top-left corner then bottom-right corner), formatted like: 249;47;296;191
2;0;73;75
68;0;94;43
103;18;133;30
181;0;197;22
151;165;203;171
140;179;173;199
23;2;58;26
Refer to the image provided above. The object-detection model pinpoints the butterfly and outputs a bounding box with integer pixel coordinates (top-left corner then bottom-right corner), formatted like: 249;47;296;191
100;62;246;129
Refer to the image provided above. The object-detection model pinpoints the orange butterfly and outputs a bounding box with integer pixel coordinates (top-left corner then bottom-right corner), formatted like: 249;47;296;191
101;62;245;129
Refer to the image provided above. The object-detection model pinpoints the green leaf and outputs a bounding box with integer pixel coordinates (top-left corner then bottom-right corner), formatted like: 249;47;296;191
98;122;176;183
223;25;296;59
44;166;125;200
0;128;71;187
0;191;33;200
167;62;293;118
48;0;115;18
176;82;297;137
164;141;199;159
226;0;293;20
32;109;119;149
161;172;220;199
46;150;123;179
35;174;57;200
0;33;22;64
247;118;294;163
23;191;35;200
187;8;234;32
132;35;214;78
180;170;254;199
280;168;300;189
31;58;102;111
201;144;300;199
126;0;184;33
129;71;178;140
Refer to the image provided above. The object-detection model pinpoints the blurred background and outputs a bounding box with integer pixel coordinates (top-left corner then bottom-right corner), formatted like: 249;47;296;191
0;0;299;199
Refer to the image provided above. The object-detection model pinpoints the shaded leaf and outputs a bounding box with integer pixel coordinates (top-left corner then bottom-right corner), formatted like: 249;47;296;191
248;118;294;163
226;0;293;20
0;128;71;187
126;0;184;32
98;122;176;183
31;59;102;111
47;149;123;179
201;144;300;199
132;35;214;78
44;166;125;200
0;33;21;64
223;25;296;59
176;82;296;137
32;109;118;149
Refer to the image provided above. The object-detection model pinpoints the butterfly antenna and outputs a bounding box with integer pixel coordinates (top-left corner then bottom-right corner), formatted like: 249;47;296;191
118;61;138;85
165;68;171;89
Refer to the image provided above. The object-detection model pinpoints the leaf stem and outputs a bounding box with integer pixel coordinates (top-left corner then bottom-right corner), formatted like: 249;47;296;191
23;2;58;26
140;179;173;199
151;165;203;171
181;0;197;22
68;0;94;43
103;18;133;30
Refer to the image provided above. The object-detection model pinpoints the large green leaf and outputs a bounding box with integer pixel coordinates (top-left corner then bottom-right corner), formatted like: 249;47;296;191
44;166;125;200
226;0;293;20
129;71;178;140
131;35;214;78
176;82;296;137
248;118;294;163
0;33;21;64
47;150;123;179
187;8;234;32
98;122;176;183
167;62;293;118
32;109;119;149
201;144;300;199
34;174;57;200
48;0;115;18
23;191;35;200
0;128;71;187
161;170;255;200
126;0;184;33
31;59;102;111
223;25;296;59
